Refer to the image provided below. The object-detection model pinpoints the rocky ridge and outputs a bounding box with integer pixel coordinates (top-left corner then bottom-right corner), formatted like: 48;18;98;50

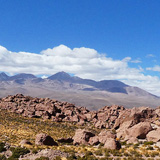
1;94;160;145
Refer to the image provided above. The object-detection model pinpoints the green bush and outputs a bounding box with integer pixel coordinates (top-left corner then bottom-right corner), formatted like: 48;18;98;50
0;154;7;160
146;146;154;150
10;147;30;158
144;141;154;145
121;141;127;146
53;156;61;160
32;148;39;154
0;142;6;152
94;149;103;156
7;157;18;160
35;157;49;160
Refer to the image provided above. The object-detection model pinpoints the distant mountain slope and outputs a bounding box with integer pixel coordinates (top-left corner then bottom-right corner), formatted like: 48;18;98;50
9;73;36;81
48;71;128;93
0;72;9;81
0;71;159;110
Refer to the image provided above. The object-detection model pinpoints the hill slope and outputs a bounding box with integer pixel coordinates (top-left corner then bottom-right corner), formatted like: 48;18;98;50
0;71;159;110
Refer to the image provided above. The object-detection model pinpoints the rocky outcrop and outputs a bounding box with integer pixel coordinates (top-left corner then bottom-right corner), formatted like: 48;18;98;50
1;94;160;144
104;138;121;150
127;137;139;144
0;94;159;133
20;149;68;160
146;128;160;142
89;136;99;145
73;129;95;145
35;133;58;146
114;107;157;130
98;130;116;144
0;94;90;123
95;105;125;129
125;122;152;139
73;128;120;148
0;95;126;128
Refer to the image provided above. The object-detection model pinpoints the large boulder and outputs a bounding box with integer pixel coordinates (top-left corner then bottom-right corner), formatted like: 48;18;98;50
104;138;121;150
35;133;58;146
116;120;133;139
146;128;160;142
127;137;139;144
89;136;99;145
73;129;95;145
19;149;68;160
97;105;125;128
125;122;152;139
94;120;108;129
114;107;156;130
98;130;116;144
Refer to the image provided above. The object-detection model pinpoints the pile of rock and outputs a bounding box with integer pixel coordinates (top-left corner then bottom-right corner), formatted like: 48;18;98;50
1;94;160;145
20;149;68;160
72;129;121;150
0;94;90;123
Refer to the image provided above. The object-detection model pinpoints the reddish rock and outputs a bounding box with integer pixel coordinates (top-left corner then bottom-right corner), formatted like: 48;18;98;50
77;119;85;126
70;115;79;122
64;110;73;116
35;133;58;146
116;120;133;139
84;113;92;121
98;130;116;144
73;129;95;145
22;110;35;118
146;128;160;142
35;111;43;117
104;138;121;150
114;107;156;130
16;108;24;114
89;136;99;145
94;120;108;129
125;122;152;139
127;137;138;144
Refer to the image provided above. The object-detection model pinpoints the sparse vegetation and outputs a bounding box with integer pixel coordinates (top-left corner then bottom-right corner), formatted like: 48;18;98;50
0;142;6;152
0;109;77;145
9;147;30;158
0;103;160;159
35;157;49;160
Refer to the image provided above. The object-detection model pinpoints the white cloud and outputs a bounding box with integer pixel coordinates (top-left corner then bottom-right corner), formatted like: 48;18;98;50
146;54;155;58
122;57;131;62
41;75;48;79
131;59;141;63
1;44;160;96
146;65;160;72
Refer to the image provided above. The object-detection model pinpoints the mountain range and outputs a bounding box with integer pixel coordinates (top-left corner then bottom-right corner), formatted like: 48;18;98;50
0;71;160;110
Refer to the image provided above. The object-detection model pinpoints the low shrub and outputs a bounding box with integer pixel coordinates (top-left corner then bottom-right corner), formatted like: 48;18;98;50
0;155;7;160
35;157;49;160
0;142;6;152
94;149;103;156
144;141;154;146
10;147;30;158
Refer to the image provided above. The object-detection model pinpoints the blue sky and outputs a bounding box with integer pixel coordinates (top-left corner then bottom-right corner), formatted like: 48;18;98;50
0;0;160;95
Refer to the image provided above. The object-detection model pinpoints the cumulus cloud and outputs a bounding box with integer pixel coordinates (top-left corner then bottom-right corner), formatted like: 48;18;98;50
0;44;160;96
146;54;155;58
146;65;160;72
